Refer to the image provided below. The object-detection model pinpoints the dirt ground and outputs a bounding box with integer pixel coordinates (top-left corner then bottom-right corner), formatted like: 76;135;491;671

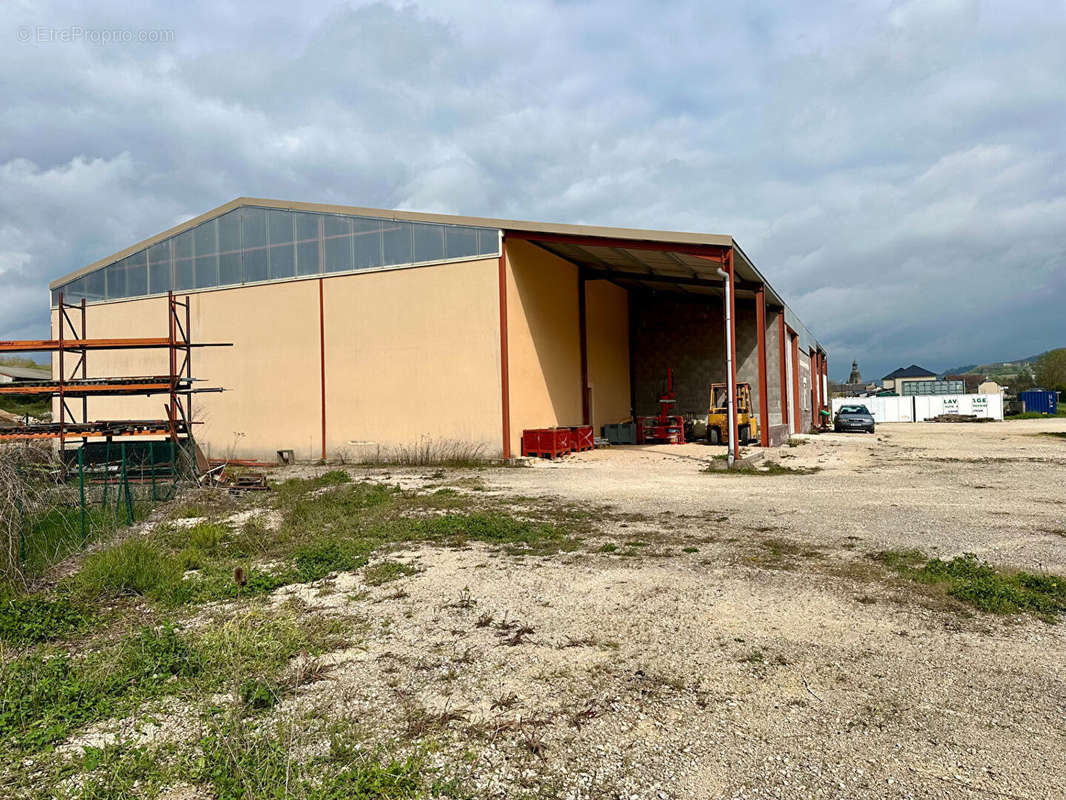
329;419;1066;799
31;419;1066;799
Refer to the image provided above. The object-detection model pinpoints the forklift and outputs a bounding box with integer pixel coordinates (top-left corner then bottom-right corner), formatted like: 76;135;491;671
703;382;759;445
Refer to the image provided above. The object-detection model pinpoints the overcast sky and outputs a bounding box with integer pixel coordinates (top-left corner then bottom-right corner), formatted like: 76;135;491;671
2;0;1063;380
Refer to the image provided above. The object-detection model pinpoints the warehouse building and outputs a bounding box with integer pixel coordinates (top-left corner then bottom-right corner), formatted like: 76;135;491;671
48;198;827;461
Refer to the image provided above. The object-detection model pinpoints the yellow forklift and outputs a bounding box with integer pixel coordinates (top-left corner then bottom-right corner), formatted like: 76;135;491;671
701;382;759;445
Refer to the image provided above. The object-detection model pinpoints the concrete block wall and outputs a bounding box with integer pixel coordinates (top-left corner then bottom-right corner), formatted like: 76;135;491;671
630;293;725;417
735;302;759;414
630;293;782;433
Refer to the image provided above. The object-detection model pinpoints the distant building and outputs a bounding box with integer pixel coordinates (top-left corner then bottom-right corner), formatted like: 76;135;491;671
0;365;50;384
882;364;937;394
978;380;1002;395
848;360;862;384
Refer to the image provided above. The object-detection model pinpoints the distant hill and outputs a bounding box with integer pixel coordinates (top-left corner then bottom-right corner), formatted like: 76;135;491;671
940;348;1060;381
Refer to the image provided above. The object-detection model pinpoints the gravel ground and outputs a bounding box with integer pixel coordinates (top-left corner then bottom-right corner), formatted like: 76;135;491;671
52;419;1066;798
324;418;1066;798
482;418;1066;573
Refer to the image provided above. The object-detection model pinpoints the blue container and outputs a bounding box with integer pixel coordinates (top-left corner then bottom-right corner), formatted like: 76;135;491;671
1019;389;1058;414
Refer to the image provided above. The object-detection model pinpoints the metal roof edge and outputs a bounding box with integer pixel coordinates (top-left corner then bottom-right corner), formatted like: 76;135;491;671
52;197;736;289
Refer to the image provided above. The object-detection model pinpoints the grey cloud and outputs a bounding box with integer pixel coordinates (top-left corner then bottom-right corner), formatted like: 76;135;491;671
1;0;1063;380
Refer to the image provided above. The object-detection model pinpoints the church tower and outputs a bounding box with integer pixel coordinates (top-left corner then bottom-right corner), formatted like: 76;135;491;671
848;360;862;384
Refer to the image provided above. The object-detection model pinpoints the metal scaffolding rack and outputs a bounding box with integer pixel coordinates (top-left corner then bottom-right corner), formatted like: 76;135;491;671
0;292;229;452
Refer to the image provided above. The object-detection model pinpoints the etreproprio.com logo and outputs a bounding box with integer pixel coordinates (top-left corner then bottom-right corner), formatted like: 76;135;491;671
17;25;175;44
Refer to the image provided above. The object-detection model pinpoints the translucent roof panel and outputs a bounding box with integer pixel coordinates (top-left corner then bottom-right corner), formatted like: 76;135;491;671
52;206;500;306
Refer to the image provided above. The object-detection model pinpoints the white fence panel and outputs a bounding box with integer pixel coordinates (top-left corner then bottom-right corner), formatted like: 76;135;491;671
832;393;1003;423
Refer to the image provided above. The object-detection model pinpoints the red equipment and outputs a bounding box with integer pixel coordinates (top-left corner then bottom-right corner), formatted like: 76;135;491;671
637;369;686;444
521;427;572;459
568;425;594;452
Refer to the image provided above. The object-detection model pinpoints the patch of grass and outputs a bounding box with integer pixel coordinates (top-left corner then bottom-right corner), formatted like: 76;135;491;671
682;546;699;553
194;718;422;800
364;560;418;586
598;543;617;553
240;678;281;711
72;538;184;601
0;394;50;418
19;506;122;579
187;520;227;550
167;564;298;605
272;470;352;506
0;608;348;756
294;536;372;582
0;623;201;753
170;504;210;519
1006;408;1066;419
357;436;490;468
0;589;94;645
1036;431;1066;440
874;550;1066;621
65;741;174;799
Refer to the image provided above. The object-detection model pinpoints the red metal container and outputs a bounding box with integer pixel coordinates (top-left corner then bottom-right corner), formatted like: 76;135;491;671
521;427;572;459
568;425;594;452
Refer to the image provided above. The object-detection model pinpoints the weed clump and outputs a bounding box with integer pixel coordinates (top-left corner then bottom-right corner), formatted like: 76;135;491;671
703;460;821;476
0;589;94;644
73;538;184;601
874;550;1066;621
0;623;200;753
364;560;418;586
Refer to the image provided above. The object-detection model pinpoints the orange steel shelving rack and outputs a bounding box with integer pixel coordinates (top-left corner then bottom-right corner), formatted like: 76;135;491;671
0;292;229;451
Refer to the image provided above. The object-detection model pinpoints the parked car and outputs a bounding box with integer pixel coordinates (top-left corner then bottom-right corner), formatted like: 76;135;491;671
834;404;875;433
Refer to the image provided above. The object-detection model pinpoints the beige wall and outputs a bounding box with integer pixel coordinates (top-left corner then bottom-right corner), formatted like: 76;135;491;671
584;279;630;431
504;239;582;454
51;258;502;461
322;258;502;460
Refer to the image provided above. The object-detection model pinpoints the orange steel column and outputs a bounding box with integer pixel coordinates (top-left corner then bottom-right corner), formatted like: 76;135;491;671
755;286;769;447
318;278;326;461
578;269;589;425
726;248;739;453
777;312;788;429
498;237;511;459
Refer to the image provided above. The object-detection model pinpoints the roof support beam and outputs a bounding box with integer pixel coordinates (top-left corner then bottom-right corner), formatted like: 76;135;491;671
579;269;761;292
504;229;730;260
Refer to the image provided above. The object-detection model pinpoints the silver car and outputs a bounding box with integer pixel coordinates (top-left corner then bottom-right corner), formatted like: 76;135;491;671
834;404;875;433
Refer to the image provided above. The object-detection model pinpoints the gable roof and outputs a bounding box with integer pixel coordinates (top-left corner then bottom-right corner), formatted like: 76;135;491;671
49;196;826;354
882;364;937;380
